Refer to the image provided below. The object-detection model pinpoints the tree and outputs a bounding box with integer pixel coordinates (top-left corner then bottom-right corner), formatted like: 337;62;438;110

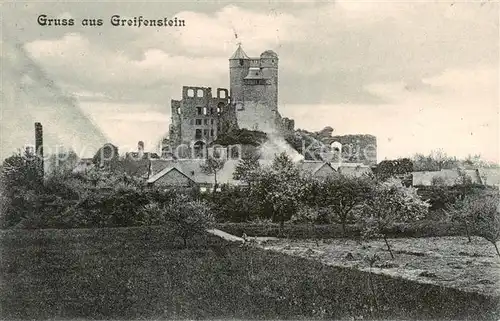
233;153;260;184
462;154;500;169
316;175;372;236
360;178;429;259
413;149;459;171
200;153;226;193
448;191;500;250
0;149;45;227
46;148;79;176
251;152;305;234
374;158;413;184
166;197;215;247
472;192;500;257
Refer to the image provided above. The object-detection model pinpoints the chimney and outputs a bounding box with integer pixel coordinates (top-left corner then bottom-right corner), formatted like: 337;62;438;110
34;122;44;176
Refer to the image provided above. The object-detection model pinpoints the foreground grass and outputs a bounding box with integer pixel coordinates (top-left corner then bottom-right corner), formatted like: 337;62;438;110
1;226;498;320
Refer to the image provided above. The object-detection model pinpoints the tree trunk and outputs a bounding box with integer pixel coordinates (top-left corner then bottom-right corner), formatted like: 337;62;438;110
383;235;394;259
183;237;187;248
213;172;218;194
341;220;347;238
493;242;500;258
279;219;284;237
367;267;379;318
464;221;472;243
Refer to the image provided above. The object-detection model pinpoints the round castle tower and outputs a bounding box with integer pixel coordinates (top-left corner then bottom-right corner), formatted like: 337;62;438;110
229;45;279;132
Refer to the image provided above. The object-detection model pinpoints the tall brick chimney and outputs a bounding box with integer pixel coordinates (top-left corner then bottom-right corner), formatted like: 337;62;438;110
34;122;44;175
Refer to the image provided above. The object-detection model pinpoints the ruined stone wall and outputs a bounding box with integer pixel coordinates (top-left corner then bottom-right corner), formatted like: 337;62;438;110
170;86;229;149
329;134;377;165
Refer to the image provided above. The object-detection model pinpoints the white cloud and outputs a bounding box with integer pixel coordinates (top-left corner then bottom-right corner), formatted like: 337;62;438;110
282;66;499;162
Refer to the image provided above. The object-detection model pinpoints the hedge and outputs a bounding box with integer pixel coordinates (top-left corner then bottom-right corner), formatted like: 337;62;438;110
217;220;467;239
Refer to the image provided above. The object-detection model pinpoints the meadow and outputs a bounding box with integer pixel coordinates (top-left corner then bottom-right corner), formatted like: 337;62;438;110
1;226;499;320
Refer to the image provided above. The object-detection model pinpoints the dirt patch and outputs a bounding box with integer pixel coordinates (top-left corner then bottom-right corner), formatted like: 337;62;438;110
260;236;500;296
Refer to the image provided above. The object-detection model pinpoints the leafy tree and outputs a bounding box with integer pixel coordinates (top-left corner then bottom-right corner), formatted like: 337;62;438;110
448;190;499;247
206;184;257;222
46;148;79;176
200;153;226;193
233;153;260;184
374;158;413;184
0;149;44;227
413;149;459;171
316;175;372;236
249;152;305;234
472;192;500;257
360;178;429;259
166;196;215;247
2;149;44;189
463;154;500;169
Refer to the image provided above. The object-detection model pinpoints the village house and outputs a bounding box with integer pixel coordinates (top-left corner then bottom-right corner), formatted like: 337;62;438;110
412;168;500;187
146;159;345;189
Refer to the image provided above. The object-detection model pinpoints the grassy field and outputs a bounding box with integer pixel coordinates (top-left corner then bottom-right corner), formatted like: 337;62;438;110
261;236;500;296
1;226;499;320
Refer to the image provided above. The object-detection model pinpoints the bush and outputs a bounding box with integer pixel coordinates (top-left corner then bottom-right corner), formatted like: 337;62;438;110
165;197;215;247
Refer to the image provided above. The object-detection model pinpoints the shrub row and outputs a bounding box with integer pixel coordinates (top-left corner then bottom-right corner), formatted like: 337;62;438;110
217;220;467;239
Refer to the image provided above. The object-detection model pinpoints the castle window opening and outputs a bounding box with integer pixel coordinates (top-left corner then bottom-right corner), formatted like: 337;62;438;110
219;90;227;98
203;107;207;115
204;119;208;125
196;107;202;115
239;59;244;66
203;129;209;137
197;89;204;97
195;129;202;139
211;119;214;125
210;129;214;136
176;107;181;115
195;119;202;125
210;108;214;115
217;102;225;113
187;89;194;97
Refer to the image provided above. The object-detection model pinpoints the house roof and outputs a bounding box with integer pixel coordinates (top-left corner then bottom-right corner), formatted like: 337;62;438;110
146;167;195;184
297;161;334;175
230;45;250;60
477;168;500;186
412;169;483;186
149;159;243;185
149;159;338;185
338;165;372;177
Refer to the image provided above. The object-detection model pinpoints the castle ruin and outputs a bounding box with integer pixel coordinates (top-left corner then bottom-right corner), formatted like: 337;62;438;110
168;45;294;154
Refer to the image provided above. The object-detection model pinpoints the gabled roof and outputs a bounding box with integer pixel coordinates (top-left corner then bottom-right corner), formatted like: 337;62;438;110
149;159;242;185
147;166;195;184
298;161;334;175
478;168;500;186
230;45;250;60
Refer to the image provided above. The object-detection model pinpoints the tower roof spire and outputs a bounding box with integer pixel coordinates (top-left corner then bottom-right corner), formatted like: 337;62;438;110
230;43;249;60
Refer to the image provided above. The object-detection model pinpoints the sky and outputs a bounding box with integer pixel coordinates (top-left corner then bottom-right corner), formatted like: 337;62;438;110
1;0;498;162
